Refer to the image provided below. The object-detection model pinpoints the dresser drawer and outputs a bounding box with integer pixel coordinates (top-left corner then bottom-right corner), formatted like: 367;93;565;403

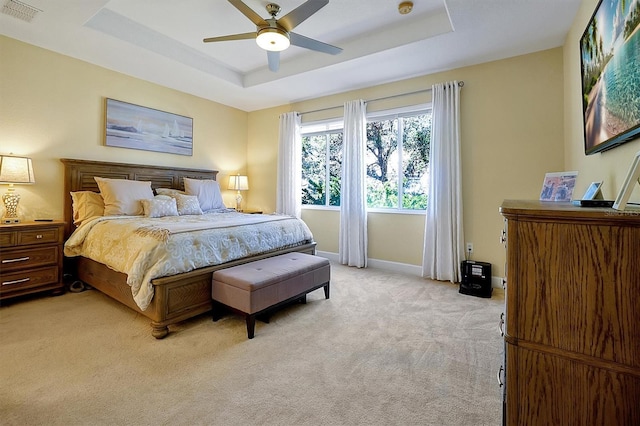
0;246;59;273
0;266;59;294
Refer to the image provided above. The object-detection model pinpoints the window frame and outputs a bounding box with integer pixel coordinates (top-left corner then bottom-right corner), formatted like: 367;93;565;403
300;103;432;214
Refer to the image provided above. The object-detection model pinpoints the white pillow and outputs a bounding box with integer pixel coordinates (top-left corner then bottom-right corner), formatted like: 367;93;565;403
183;178;225;211
141;197;179;218
175;194;203;215
155;188;186;197
70;191;104;225
94;177;154;216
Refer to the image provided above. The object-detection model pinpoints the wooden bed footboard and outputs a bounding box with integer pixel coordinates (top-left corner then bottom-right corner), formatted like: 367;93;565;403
61;158;316;338
77;241;316;338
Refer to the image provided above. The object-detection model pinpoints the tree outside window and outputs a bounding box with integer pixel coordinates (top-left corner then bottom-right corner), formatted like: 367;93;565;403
302;132;342;206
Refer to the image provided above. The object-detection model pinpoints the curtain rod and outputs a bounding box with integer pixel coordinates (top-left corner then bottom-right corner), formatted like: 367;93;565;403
298;81;464;116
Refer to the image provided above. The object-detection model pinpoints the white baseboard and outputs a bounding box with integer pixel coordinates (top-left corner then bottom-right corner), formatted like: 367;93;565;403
316;251;421;275
317;250;504;289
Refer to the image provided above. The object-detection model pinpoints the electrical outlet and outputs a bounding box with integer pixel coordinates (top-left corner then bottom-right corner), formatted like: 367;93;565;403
466;242;473;254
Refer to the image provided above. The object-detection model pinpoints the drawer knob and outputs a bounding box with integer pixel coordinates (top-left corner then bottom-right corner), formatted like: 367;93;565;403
36;234;43;239
2;277;30;286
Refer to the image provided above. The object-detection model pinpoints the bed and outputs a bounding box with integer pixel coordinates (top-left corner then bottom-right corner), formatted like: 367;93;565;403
61;158;316;338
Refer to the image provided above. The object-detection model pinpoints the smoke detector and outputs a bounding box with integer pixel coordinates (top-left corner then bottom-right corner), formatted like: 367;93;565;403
2;0;41;22
398;1;413;15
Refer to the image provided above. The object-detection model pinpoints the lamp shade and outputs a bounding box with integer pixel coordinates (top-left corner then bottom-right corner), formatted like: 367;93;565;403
0;155;35;184
228;175;249;191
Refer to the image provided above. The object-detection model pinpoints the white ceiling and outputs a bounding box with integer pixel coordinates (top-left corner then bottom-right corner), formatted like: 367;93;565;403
1;0;582;112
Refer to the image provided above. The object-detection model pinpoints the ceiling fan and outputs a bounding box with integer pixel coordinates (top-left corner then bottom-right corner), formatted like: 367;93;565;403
203;0;342;72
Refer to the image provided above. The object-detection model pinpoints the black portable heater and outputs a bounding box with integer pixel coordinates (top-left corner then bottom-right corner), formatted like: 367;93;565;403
459;260;492;298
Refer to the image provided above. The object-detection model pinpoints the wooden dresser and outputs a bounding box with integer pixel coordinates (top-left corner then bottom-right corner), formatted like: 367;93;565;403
0;221;65;302
500;200;640;425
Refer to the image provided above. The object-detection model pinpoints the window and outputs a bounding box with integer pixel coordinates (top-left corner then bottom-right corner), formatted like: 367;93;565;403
301;108;431;210
301;131;342;206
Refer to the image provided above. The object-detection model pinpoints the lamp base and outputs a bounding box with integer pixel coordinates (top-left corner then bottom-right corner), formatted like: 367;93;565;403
235;191;243;212
3;190;21;223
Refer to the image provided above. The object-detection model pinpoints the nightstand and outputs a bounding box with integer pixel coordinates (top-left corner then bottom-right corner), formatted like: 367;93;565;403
0;221;65;303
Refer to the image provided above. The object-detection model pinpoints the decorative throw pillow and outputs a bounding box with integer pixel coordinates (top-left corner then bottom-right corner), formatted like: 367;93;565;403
140;197;179;218
175;194;203;215
70;191;104;225
94;177;154;216
183;178;225;212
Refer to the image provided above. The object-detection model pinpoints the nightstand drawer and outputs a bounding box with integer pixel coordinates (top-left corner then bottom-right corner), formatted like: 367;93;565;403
17;227;60;246
0;266;59;294
0;231;16;248
0;246;59;272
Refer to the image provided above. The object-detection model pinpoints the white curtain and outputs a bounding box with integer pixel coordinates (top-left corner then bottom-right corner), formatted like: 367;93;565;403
422;81;464;282
276;112;302;218
339;100;368;268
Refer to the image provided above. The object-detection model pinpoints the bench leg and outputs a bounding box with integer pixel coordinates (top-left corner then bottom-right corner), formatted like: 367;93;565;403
246;314;256;339
324;282;330;299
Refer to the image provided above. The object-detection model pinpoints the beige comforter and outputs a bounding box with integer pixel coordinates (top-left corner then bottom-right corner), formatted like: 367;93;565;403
64;211;313;310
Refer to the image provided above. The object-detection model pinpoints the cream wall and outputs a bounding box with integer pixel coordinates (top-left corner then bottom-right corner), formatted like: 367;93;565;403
0;36;249;220
3;34;568;277
563;0;640;199
247;48;565;274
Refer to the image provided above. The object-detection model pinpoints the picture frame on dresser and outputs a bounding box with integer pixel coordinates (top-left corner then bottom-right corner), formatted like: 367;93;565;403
613;151;640;211
539;171;578;202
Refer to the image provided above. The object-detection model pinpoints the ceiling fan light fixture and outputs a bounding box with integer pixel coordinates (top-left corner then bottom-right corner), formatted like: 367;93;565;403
256;27;290;51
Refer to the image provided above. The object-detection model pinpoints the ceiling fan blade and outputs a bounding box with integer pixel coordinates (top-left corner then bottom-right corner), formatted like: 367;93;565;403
278;0;329;31
203;32;256;43
289;32;342;55
267;51;280;72
228;0;267;26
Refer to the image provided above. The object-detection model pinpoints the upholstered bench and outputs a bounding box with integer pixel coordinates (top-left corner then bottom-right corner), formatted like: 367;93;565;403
211;253;330;339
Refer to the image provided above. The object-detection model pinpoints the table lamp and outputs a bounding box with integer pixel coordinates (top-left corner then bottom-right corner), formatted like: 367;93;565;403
0;155;35;223
228;174;249;211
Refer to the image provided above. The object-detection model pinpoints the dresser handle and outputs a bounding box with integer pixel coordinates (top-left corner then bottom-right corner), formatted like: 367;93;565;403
36;234;43;239
497;365;504;387
2;256;30;264
498;312;505;336
2;278;30;286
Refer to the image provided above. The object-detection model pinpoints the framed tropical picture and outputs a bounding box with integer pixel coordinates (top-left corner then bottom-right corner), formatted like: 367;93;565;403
105;98;193;156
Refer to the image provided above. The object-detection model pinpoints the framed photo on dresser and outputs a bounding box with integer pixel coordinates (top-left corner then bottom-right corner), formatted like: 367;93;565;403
539;171;578;202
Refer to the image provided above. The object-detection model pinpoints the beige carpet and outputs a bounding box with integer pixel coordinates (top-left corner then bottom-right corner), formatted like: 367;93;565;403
0;262;504;426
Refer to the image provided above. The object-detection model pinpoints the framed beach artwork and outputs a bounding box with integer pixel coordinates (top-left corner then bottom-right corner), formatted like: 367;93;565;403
580;0;640;154
105;98;193;156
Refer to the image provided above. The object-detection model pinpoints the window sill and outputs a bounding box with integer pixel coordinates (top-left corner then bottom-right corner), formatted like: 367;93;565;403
301;205;426;215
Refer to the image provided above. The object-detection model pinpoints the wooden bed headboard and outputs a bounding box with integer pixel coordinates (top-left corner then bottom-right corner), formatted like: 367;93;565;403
61;158;218;238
